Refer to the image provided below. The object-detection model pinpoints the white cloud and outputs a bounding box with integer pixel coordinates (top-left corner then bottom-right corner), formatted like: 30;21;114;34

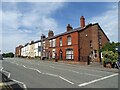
2;2;65;53
89;5;118;42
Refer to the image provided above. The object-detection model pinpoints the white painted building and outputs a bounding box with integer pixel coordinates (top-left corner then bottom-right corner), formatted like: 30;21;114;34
20;40;42;58
49;38;56;59
34;40;41;57
21;46;25;57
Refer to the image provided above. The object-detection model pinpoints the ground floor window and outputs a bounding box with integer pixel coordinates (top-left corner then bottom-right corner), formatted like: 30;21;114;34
66;49;74;59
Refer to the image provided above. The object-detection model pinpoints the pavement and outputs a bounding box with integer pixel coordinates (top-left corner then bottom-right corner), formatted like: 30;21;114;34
1;58;119;89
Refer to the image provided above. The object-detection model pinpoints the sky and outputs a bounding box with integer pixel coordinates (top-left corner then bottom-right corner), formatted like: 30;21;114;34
0;1;118;53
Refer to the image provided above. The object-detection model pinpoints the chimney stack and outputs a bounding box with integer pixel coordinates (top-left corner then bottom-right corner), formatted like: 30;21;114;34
80;16;85;28
67;24;73;32
48;30;54;37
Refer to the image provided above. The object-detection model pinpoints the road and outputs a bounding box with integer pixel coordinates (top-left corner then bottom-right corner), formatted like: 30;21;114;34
0;58;118;89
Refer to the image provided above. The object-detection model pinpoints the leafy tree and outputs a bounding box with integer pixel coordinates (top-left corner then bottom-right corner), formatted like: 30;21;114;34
2;52;14;58
101;42;120;53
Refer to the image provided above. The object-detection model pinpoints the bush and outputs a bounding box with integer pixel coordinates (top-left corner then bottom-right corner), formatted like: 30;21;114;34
102;51;118;67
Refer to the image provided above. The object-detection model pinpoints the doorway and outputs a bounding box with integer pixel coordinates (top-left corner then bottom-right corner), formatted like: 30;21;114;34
59;50;62;60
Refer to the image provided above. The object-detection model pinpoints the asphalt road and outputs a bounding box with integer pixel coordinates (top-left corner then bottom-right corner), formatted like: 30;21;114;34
1;58;119;89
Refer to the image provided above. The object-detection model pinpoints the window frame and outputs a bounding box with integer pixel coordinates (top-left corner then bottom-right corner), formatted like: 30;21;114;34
67;35;72;45
66;49;74;60
59;38;62;46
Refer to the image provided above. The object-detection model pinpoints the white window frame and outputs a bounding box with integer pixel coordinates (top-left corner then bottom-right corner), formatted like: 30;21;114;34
53;39;56;47
66;49;74;59
67;36;71;45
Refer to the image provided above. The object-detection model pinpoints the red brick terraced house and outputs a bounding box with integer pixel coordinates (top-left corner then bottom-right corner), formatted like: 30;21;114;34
15;45;23;57
15;16;109;64
44;16;109;64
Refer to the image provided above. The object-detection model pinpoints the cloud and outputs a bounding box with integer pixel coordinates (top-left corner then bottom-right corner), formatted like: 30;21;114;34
2;2;65;53
89;5;118;42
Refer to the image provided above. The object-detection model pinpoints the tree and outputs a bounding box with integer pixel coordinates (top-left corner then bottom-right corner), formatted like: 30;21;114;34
101;42;120;53
2;52;14;58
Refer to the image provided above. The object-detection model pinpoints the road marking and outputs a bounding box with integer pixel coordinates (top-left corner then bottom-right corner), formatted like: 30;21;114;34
11;79;27;90
35;69;42;73
0;67;3;71
46;73;58;77
45;73;74;85
1;68;27;89
29;67;35;70
59;76;74;85
2;69;11;78
23;65;26;68
78;73;118;87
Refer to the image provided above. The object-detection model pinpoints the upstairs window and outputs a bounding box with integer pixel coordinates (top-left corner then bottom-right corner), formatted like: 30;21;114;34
60;38;62;46
49;40;52;47
53;39;56;47
67;36;71;45
90;40;92;48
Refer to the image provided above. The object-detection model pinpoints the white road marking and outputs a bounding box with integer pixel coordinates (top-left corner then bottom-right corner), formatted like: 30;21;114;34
1;67;27;89
23;65;26;68
12;79;27;90
2;69;11;78
59;76;74;85
0;67;3;71
35;69;42;73
28;67;35;70
78;73;118;87
45;73;74;85
46;73;58;77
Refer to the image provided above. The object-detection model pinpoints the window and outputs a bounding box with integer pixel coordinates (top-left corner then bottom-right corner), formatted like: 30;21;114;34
94;50;97;57
49;40;52;47
66;49;74;59
99;38;102;45
53;39;56;47
67;36;71;45
60;38;62;46
90;40;92;48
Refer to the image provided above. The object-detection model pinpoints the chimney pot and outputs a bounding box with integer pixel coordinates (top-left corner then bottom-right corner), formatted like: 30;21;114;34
80;16;85;28
48;30;54;37
67;24;73;32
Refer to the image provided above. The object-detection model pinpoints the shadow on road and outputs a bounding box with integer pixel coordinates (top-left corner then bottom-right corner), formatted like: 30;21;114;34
0;71;25;90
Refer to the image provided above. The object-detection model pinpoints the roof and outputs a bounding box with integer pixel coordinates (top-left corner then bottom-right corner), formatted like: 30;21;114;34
48;23;93;40
34;40;41;43
19;23;110;47
48;23;109;42
92;23;110;41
